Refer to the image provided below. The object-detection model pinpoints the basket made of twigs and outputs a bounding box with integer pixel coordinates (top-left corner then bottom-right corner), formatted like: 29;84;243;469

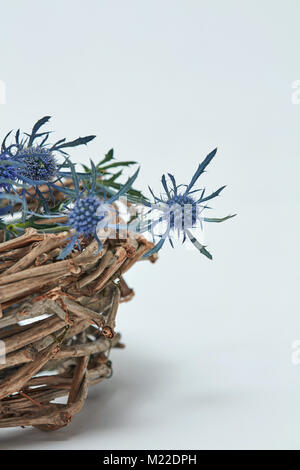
0;228;156;431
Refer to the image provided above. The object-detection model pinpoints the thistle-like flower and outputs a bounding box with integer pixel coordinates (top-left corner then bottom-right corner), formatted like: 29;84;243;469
68;195;109;238
56;163;140;259
0;152;17;191
140;148;235;259
14;146;57;183
0;116;96;213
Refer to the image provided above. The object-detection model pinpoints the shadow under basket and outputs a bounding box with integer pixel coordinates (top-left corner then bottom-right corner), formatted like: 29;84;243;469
0;228;156;431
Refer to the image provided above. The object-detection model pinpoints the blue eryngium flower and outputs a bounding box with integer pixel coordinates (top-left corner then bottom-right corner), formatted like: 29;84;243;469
141;148;235;259
56;164;140;259
0;153;17;191
14;146;57;183
68;195;108;237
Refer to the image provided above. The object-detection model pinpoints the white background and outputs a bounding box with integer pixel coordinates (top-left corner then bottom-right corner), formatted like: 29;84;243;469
0;0;299;450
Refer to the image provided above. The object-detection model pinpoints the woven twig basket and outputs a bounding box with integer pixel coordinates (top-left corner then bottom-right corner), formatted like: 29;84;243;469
0;228;156;431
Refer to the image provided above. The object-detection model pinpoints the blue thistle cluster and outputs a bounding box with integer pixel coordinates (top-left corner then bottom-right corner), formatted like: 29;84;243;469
14;146;57;182
0;153;17;191
68;195;105;237
0;115;234;262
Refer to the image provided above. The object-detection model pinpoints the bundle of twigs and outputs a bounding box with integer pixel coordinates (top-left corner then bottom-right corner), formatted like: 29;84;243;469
0;228;156;431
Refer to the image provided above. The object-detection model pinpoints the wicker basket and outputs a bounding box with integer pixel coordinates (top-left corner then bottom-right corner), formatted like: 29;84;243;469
0;228;156;431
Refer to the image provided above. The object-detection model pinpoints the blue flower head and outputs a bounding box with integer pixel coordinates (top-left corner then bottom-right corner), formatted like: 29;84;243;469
0;152;17;191
14;146;57;183
0;116;96;204
165;194;199;230
141;148;235;259
68;195;109;237
56;162;140;259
